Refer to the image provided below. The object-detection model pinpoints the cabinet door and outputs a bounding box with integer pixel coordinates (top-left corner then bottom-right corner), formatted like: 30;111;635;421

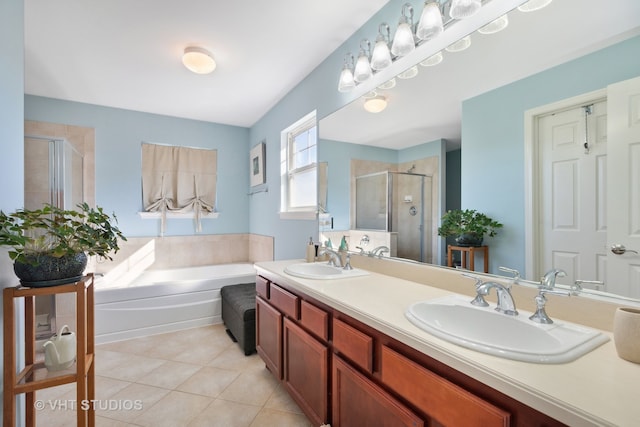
283;318;329;426
256;296;282;379
332;355;423;427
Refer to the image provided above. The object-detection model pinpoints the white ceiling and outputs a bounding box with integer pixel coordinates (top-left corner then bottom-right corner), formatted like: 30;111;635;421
23;1;640;150
320;0;640;150
24;0;389;127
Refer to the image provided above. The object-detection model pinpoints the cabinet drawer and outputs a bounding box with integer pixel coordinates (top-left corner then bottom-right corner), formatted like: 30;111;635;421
269;283;300;320
381;345;510;427
256;276;269;299
300;300;329;341
332;318;373;373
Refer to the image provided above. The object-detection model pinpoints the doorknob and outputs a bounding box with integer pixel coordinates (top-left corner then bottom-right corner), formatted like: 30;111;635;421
611;244;639;255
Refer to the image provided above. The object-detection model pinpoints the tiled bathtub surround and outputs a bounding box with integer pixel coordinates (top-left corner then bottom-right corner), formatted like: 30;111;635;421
34;324;311;427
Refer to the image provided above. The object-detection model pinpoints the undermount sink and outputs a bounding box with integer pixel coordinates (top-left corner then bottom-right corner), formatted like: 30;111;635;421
406;294;609;364
284;262;369;280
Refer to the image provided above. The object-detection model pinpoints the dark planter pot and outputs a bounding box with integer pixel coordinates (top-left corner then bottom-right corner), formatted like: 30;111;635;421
14;252;88;287
455;233;484;247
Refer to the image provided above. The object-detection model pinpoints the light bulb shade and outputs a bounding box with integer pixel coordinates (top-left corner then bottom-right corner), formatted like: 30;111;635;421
391;21;415;57
371;39;392;71
478;14;509;34
449;0;482;19
419;51;443;67
445;35;471;52
518;0;553;12
397;65;418;80
354;53;373;83
416;2;443;41
378;78;397;90
338;67;355;92
182;47;216;74
364;96;388;113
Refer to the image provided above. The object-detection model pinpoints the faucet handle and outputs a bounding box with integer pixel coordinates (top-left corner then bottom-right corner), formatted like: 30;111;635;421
572;279;604;295
498;266;520;288
529;288;570;324
343;253;353;270
462;274;489;307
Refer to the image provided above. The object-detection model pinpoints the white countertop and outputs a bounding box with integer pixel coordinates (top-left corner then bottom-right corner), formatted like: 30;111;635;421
255;259;640;427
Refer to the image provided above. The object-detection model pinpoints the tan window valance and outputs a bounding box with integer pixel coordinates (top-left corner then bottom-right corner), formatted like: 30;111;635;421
141;143;217;232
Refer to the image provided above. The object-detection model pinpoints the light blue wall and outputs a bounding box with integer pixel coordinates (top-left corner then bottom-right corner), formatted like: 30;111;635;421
25;96;250;238
462;35;640;277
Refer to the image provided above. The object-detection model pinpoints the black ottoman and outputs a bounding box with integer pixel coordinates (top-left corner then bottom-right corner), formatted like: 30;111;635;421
221;283;256;355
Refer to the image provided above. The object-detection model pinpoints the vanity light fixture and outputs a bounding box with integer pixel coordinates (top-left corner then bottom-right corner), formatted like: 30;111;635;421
477;14;509;34
517;0;553;12
445;35;471;52
364;95;388;113
354;40;373;83
378;78;397;90
338;53;356;93
449;0;482;19
416;1;444;41
391;3;416;57
397;65;419;80
182;47;216;74
371;23;393;71
420;51;444;67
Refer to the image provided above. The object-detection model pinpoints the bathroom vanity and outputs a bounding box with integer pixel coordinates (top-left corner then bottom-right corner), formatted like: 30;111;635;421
254;258;640;427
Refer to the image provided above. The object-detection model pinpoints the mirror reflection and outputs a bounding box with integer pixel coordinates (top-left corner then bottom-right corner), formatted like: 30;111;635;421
318;0;640;301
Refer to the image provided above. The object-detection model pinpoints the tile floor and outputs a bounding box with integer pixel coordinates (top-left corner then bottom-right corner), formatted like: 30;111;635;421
34;324;312;427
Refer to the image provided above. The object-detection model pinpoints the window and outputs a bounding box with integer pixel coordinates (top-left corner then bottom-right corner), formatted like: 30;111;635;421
280;111;317;219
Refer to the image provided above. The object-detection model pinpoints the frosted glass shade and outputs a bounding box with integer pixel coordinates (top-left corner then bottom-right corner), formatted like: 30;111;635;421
397;65;418;80
182;47;216;74
354;54;373;83
449;0;481;19
391;21;415;57
420;51;443;67
416;2;443;41
364;96;387;113
371;39;392;71
478;14;509;34
338;67;355;92
445;35;471;52
378;78;396;90
518;0;553;12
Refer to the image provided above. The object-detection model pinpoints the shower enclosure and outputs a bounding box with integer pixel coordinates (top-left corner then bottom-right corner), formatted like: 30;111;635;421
24;135;85;339
355;171;432;263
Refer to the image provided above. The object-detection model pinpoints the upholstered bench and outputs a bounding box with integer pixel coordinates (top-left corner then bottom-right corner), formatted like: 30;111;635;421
220;283;256;355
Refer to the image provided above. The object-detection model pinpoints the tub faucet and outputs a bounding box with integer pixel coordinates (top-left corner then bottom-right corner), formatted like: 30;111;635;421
319;248;342;268
471;281;518;316
540;269;566;289
370;246;390;258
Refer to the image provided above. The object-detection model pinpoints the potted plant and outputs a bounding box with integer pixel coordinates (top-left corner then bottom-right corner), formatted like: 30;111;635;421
0;203;126;286
437;209;503;247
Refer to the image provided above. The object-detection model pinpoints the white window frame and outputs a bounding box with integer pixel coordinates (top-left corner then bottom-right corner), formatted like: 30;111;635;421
280;111;318;220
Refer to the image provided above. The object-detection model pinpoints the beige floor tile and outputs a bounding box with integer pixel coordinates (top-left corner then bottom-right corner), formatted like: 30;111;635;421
169;339;231;365
250;407;312;427
264;385;304;414
218;368;279;406
96;382;169;423
95;376;133;400
133;390;212;427
96;415;142;426
188;399;261;427
96;352;167;382
136;361;201;390
176;366;240;398
208;346;264;372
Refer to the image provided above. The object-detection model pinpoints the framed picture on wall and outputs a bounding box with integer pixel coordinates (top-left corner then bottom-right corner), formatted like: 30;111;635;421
250;141;266;187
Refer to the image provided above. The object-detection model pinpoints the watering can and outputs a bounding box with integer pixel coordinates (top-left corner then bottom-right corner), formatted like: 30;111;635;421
43;325;76;371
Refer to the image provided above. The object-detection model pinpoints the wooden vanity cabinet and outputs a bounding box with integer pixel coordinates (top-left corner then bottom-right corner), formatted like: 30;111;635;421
255;275;566;427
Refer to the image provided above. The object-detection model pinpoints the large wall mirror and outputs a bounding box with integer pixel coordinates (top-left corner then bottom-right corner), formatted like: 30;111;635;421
318;0;640;301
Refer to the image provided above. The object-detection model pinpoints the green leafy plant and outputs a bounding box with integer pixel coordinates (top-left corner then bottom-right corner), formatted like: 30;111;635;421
0;203;126;265
437;209;503;239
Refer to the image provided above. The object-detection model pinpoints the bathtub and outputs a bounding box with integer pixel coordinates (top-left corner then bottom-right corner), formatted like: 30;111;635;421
94;263;257;344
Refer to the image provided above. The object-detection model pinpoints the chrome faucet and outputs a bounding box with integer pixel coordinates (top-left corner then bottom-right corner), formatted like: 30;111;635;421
370;246;390;258
318;248;342;267
471;281;519;316
540;268;566;289
529;288;570;324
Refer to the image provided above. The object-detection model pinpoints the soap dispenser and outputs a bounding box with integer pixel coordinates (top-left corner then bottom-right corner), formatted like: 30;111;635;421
306;237;315;263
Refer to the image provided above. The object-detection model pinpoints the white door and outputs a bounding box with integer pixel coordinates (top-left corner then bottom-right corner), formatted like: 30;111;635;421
606;76;640;298
538;100;608;289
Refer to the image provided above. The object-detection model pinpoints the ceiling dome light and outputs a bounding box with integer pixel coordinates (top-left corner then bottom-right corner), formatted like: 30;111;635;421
478;14;509;34
445;35;471;53
420;51;443;67
182;47;216;74
364;95;388;113
518;0;553;12
416;2;444;41
449;0;482;19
